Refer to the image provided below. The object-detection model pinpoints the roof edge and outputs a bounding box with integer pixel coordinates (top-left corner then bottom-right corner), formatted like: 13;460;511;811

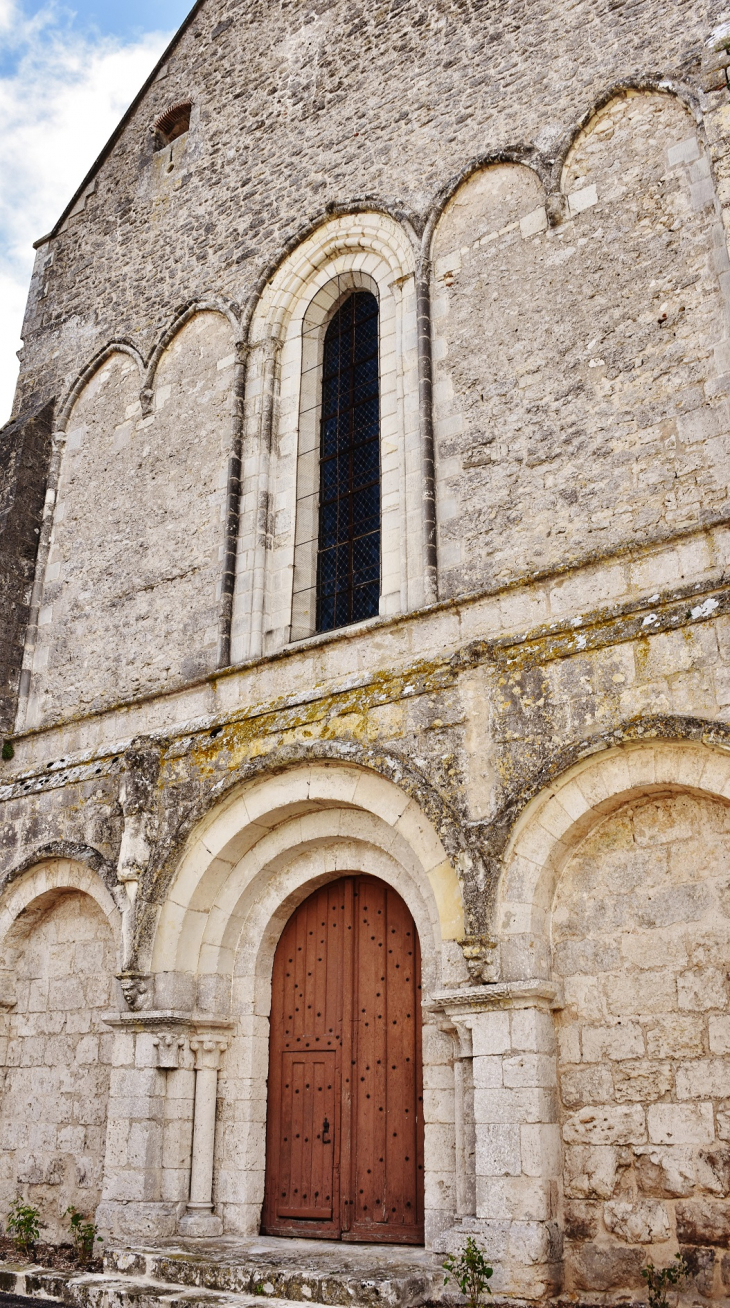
33;0;206;249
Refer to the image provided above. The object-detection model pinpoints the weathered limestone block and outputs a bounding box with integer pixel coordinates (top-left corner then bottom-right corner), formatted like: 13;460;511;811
567;1243;644;1293
646;1015;704;1059
612;1060;673;1103
648;1103;715;1145
603;1199;671;1244
697;1146;730;1196
680;1244;717;1298
559;1064;613;1109
676;1198;730;1246
563;1146;619;1200
563;1105;647;1146
635;1145;696;1197
677;968;729;1012
709;1015;730;1054
563;1201;599;1242
581;1023;645;1063
676;1058;730;1099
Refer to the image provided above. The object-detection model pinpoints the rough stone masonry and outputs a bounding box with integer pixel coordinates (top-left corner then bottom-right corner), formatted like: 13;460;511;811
0;0;730;1302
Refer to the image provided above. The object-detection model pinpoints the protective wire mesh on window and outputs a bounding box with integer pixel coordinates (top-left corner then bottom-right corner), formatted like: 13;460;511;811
316;291;380;631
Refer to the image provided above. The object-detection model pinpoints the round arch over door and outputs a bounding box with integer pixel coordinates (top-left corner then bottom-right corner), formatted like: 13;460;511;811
262;874;424;1244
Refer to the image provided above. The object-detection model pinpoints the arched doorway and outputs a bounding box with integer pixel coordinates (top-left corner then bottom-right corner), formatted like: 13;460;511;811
262;875;424;1243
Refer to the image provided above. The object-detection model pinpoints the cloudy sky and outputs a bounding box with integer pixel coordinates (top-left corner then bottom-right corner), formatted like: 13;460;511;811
0;0;192;423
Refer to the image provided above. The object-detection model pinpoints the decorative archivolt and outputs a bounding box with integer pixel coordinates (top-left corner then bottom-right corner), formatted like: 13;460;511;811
142;294;244;400
148;761;465;993
248;209;419;346
56;341;144;431
554;77;700;190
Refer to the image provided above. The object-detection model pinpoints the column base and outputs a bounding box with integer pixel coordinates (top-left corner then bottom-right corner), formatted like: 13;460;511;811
96;1201;183;1241
179;1208;224;1237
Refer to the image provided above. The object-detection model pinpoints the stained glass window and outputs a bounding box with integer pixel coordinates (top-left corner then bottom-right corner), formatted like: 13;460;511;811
316;291;381;632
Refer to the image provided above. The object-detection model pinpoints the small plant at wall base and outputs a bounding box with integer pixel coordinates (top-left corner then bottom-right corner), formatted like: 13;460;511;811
641;1254;688;1308
5;1198;42;1258
443;1237;493;1308
1;740;13;761
64;1207;102;1266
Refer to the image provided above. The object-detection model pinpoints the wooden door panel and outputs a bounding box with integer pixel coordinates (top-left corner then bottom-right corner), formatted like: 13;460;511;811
277;1052;337;1219
349;878;423;1244
263;875;423;1244
350;877;387;1236
263;881;349;1237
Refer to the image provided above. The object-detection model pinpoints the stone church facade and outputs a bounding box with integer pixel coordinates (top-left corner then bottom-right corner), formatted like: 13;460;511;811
1;0;730;1302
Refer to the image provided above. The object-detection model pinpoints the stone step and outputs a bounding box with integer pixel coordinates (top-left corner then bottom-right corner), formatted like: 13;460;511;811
104;1241;446;1308
0;1262;70;1304
71;1274;335;1308
0;1264;334;1308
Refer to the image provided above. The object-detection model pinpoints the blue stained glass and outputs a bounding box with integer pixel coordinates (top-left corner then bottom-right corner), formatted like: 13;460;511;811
354;295;377;325
320;502;339;541
321;416;339;457
351;442;379;489
352;397;379;439
316;291;381;633
352;583;380;622
352;484;380;530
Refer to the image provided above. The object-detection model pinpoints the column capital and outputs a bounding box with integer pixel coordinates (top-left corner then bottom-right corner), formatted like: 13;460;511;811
189;1035;229;1071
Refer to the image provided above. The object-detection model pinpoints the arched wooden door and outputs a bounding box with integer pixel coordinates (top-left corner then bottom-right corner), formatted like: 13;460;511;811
262;875;423;1243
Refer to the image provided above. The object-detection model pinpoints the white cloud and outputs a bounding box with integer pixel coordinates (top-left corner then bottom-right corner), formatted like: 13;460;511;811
0;7;172;423
0;0;17;32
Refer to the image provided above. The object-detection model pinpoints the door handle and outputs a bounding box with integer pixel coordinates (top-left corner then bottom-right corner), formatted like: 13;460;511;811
322;1116;331;1144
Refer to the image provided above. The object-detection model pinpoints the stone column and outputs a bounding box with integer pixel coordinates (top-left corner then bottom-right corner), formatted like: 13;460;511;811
449;1019;476;1218
179;1036;229;1236
249;335;281;661
428;981;563;1303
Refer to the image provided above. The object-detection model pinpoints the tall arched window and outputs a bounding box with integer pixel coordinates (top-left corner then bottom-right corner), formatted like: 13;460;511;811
316;291;381;632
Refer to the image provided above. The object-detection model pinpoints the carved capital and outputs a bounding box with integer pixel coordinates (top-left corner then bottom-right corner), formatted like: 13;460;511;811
152;1033;187;1068
189;1036;228;1071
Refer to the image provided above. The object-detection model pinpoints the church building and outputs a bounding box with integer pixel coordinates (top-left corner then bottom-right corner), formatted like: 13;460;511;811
0;0;729;1302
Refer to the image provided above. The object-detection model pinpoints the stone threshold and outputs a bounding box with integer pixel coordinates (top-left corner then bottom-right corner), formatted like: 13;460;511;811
0;1248;651;1308
105;1237;444;1307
